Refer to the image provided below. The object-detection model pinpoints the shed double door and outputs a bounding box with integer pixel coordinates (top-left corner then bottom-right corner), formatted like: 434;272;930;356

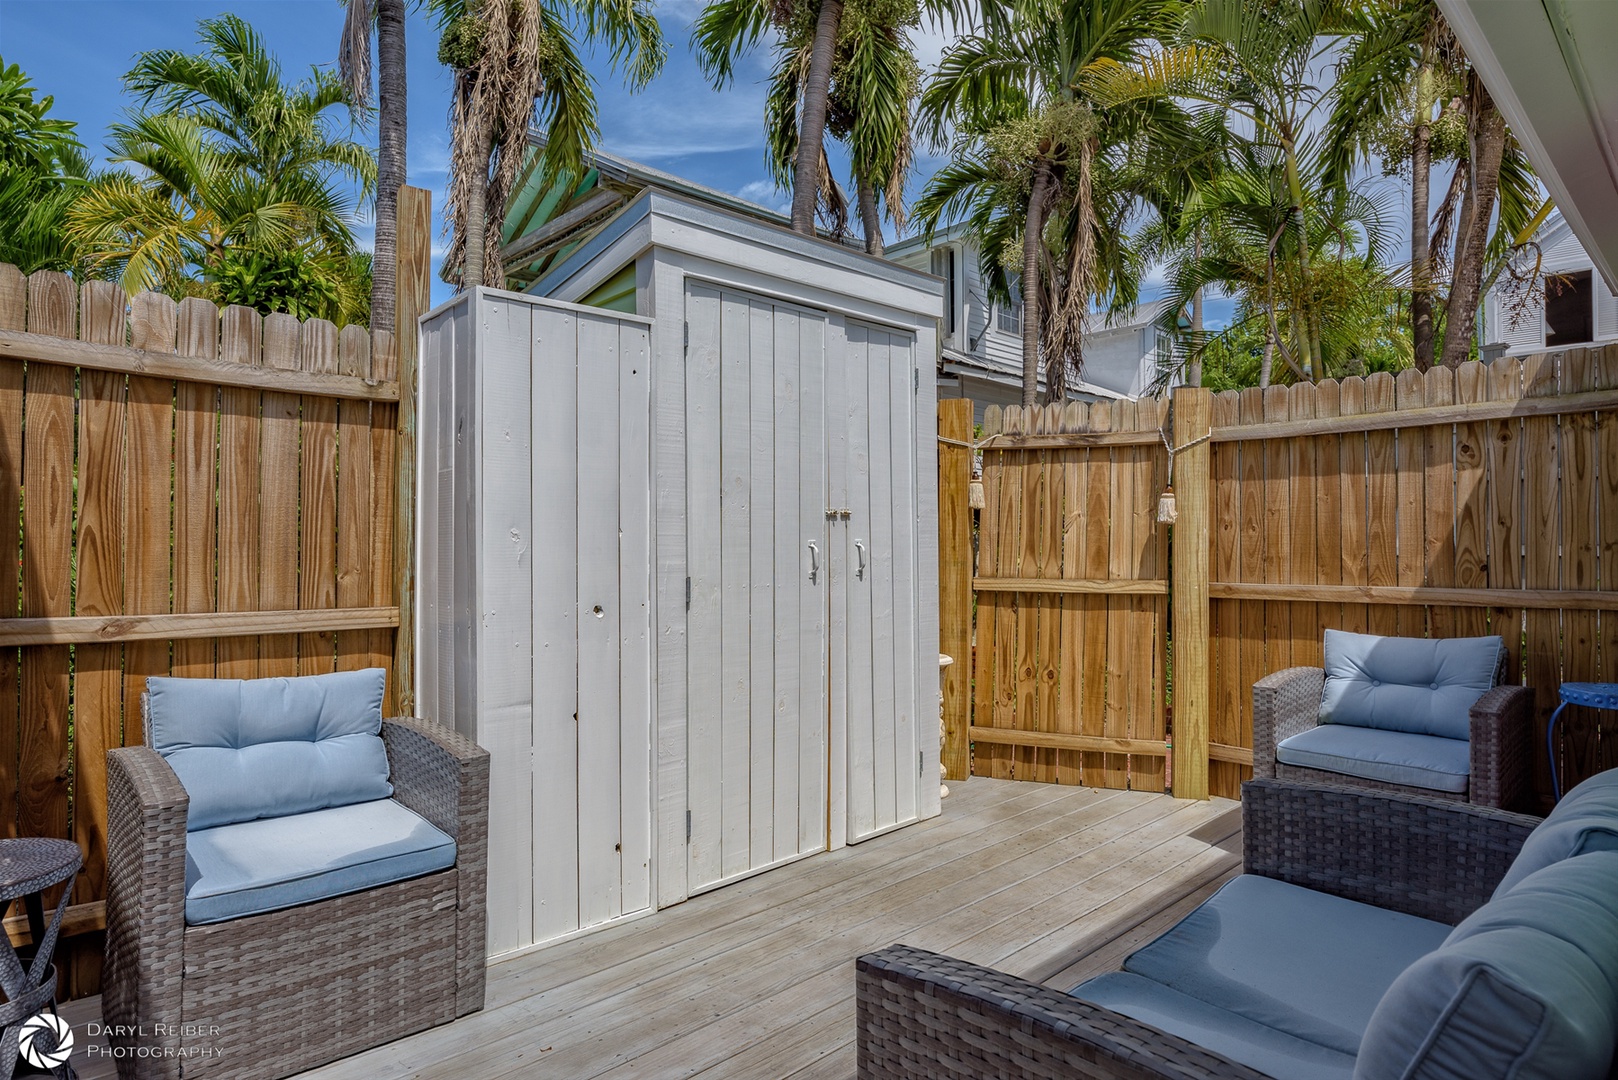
685;284;923;895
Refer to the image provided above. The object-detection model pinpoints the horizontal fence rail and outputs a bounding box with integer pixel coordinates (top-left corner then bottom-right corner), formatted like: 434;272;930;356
0;261;400;998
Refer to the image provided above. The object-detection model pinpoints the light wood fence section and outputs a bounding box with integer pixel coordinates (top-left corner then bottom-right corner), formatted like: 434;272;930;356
0;262;401;997
1205;350;1618;805
968;400;1169;792
950;347;1618;809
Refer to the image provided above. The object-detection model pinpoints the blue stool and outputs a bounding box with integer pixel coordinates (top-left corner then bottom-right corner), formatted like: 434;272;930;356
1548;683;1618;801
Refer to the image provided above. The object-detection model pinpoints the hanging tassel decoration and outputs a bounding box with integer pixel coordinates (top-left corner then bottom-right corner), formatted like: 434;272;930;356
1157;486;1178;523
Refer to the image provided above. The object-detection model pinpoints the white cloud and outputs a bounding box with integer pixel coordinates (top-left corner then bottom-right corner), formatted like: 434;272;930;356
409;133;451;179
734;179;789;214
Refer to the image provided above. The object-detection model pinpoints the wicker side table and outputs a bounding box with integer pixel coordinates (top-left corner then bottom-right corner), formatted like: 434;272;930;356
1548;683;1618;802
0;839;80;1079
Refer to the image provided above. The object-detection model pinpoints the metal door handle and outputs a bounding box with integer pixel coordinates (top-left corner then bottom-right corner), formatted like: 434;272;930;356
807;540;820;582
855;540;867;579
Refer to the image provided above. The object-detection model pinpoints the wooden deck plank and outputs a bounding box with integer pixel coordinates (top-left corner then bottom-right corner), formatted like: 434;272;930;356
274;780;1236;1080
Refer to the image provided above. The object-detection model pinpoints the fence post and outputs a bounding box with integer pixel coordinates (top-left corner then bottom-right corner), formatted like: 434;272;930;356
939;399;973;781
1171;386;1212;800
394;185;431;715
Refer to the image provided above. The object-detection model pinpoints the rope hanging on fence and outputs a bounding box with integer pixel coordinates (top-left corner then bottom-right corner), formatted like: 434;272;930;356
1156;411;1213;524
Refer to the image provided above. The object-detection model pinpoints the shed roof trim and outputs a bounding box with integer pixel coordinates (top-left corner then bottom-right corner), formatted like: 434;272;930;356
534;189;945;301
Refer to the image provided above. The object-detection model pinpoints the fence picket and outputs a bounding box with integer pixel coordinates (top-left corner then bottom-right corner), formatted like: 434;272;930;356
1260;387;1293;688
1393;370;1428;640
1524;352;1561;806
260;314;302;679
1056;401;1086;785
1560;350;1600;788
1365;372;1399;639
0;266;21;837
21;271;75;855
1209;391;1242;798
218;306;264;682
299;319;342;677
974;405;1003;780
173;299;220;683
72;281;127;969
1080;405;1112;785
1598;347;1618;771
1422;367;1457;642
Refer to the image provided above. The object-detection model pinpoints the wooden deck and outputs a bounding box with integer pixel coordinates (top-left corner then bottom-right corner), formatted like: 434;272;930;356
62;778;1240;1080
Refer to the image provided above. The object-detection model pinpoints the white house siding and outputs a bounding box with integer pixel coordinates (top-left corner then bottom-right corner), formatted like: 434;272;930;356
1486;212;1618;356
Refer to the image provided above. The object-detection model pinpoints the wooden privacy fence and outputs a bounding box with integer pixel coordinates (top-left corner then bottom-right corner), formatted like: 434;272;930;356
942;346;1618;809
958;398;1173;796
0;263;402;996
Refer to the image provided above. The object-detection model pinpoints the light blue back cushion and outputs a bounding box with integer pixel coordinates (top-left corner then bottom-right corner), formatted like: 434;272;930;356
1354;851;1618;1080
147;668;391;831
1320;630;1502;740
1493;766;1618;897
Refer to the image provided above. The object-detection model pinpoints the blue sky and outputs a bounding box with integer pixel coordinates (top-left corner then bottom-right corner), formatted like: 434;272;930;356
0;0;1250;320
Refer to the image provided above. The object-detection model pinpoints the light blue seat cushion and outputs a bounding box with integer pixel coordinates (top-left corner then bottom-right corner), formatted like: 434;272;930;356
1073;972;1356;1080
1116;874;1451;1055
1277;725;1471;794
1493;766;1618;897
1355;851;1618;1080
184;798;455;925
1320;630;1502;740
147;668;392;830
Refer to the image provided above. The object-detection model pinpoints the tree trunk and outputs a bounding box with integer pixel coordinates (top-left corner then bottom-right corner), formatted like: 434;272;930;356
1021;162;1051;407
1282;141;1321;378
1189;231;1203;386
1410;60;1435;371
1440;72;1507;369
1259;326;1274;388
463;126;489;290
857;173;883;256
791;0;844;236
372;0;406;332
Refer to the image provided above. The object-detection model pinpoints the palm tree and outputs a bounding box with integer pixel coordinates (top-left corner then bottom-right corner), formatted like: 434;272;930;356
1088;0;1370;378
68;15;374;307
697;0;957;240
744;1;920;252
434;0;665;289
1143;141;1399;385
0;60;89;273
339;0;410;330
917;0;1181;405
1324;0;1459;369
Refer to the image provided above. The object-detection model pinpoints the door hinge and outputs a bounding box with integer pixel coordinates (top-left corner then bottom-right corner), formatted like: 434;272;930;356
685;576;692;609
914;367;920;392
683;321;690;355
686;809;692;843
919;750;925;775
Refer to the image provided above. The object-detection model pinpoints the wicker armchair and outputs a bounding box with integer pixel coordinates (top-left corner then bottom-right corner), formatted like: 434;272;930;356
102;714;489;1080
856;781;1541;1080
1252;663;1533;810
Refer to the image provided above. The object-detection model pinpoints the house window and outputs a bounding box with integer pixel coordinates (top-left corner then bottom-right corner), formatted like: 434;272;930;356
997;295;1023;335
930;247;956;337
1545;270;1593;347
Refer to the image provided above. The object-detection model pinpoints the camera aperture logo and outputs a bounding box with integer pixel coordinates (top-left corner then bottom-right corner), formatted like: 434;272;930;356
20;1011;73;1068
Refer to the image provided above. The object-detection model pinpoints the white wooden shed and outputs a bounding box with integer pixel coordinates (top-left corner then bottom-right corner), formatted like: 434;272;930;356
417;190;945;959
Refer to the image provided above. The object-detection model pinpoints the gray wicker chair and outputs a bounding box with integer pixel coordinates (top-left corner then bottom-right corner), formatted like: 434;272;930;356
102;711;489;1080
1252;657;1534;811
856;780;1541;1080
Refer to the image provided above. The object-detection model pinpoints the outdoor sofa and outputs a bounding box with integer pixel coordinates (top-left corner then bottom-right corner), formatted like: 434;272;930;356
858;774;1618;1079
102;668;489;1079
1253;629;1533;810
